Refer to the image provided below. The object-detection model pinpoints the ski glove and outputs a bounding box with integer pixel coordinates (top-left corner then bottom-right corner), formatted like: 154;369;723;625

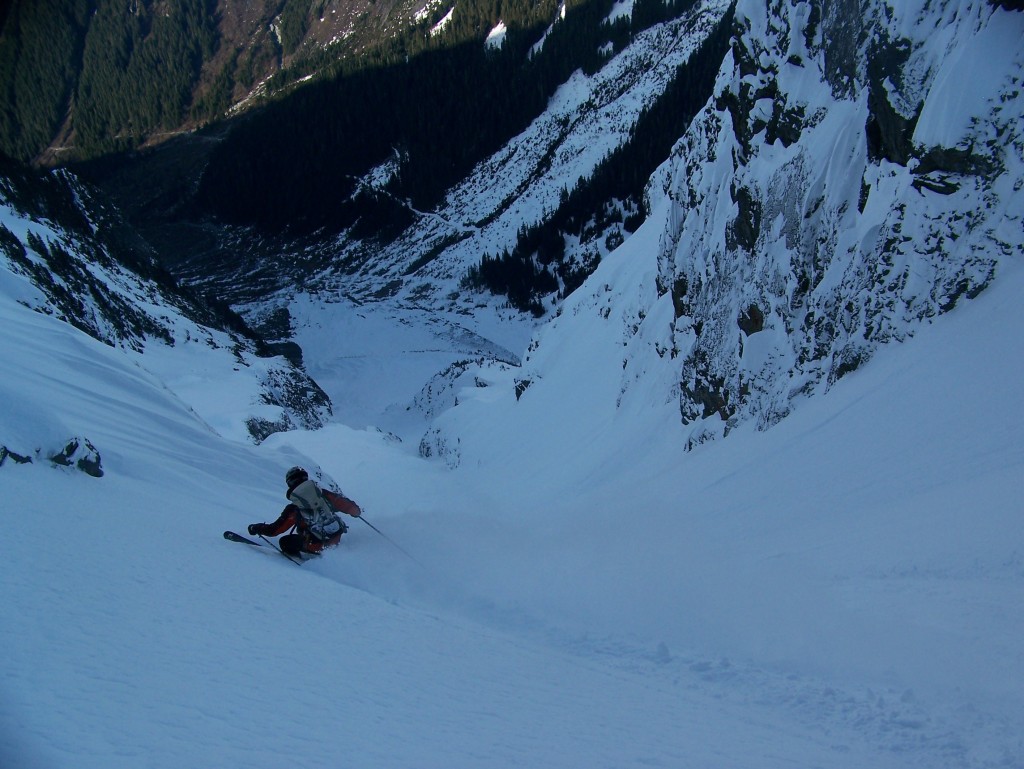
248;523;265;536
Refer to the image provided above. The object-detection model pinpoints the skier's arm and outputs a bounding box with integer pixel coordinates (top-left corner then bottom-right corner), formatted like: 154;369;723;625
323;489;361;517
252;505;300;536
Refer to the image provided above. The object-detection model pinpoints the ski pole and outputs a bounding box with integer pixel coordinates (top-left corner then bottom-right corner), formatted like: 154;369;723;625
358;514;423;567
259;534;302;566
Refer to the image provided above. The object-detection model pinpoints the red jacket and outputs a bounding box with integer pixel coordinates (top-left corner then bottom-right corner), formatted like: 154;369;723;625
263;488;362;553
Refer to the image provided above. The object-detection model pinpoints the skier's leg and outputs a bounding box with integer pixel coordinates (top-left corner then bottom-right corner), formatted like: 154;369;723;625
279;533;304;556
304;530;342;554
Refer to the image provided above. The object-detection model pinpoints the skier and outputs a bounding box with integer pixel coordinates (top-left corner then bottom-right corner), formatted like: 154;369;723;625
247;466;362;557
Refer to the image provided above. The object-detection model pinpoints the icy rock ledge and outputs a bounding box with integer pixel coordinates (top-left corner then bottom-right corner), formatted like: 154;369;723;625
0;435;103;477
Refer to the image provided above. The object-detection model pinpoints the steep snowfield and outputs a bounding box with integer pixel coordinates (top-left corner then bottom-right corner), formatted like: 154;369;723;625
2;202;1022;767
421;204;1024;711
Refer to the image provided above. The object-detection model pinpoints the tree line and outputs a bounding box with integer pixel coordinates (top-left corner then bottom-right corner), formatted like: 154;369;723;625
0;0;583;164
0;0;90;161
0;0;219;162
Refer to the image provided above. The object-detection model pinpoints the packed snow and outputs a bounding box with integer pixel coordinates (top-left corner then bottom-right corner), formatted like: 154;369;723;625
2;196;1022;767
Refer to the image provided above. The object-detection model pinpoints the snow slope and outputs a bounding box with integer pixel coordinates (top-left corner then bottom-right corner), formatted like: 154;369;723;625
2;0;1022;765
0;169;332;444
2;200;1022;767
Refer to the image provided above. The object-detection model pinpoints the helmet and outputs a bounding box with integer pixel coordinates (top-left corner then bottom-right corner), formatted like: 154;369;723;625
285;466;309;488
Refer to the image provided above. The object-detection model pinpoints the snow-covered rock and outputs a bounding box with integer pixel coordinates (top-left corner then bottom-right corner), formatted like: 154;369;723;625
648;0;1023;444
0;160;332;443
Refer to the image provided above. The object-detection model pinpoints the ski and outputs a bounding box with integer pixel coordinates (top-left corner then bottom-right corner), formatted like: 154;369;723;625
223;530;304;565
223;530;264;547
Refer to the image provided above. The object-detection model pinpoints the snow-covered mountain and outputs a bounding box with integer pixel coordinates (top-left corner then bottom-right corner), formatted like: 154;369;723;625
286;0;1023;458
417;0;1024;454
105;0;732;312
1;0;1022;766
2;159;1022;769
327;0;733;303
647;0;1024;444
0;158;332;447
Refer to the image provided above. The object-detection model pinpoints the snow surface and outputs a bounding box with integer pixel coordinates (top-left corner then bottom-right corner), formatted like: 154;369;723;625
430;7;454;37
2;199;1023;767
485;21;507;50
3;0;1023;765
913;3;1024;147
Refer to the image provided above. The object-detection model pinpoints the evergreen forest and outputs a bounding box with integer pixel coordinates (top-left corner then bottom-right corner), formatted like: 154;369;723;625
0;0;219;162
195;0;707;232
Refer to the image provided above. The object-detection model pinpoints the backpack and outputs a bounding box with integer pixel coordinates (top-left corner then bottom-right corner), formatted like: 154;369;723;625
288;479;344;540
